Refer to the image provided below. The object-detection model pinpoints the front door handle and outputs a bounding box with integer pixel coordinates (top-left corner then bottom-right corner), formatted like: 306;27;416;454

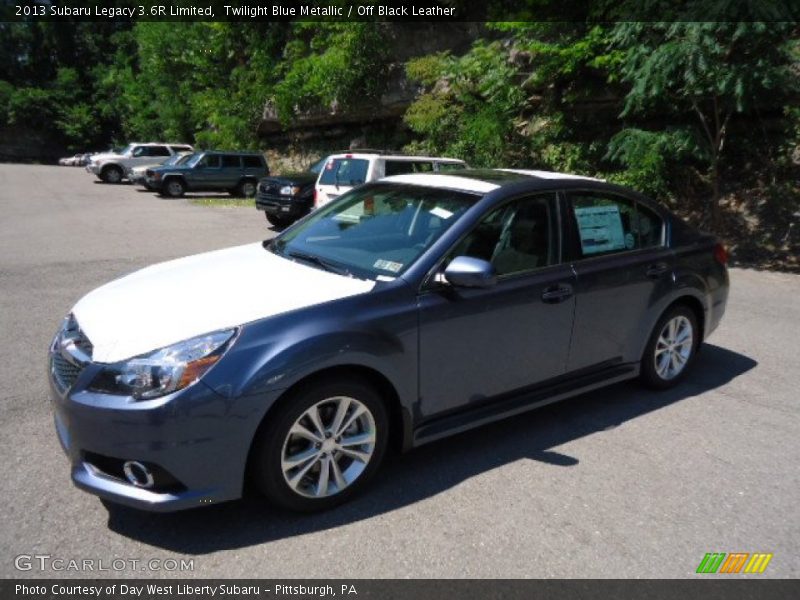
542;283;574;304
646;262;670;278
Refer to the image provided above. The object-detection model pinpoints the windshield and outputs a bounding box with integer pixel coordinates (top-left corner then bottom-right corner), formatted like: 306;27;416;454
318;157;369;187
271;183;479;280
116;144;133;155
163;152;194;166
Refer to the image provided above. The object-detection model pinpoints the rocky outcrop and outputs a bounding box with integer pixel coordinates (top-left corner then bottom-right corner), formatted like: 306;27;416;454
257;23;483;139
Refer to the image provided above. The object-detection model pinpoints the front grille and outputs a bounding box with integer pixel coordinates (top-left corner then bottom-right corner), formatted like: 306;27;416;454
52;353;82;391
51;315;93;393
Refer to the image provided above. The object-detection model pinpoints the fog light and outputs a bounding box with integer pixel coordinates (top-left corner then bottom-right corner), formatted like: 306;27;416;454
123;461;155;488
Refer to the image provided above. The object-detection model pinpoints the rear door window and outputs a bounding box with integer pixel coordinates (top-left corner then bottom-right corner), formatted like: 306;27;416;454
569;192;663;257
221;155;241;168
384;160;434;176
437;162;466;171
319;158;369;186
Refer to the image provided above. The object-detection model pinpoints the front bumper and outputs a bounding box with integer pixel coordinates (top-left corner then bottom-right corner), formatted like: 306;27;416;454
86;164;101;175
256;192;310;219
49;343;278;512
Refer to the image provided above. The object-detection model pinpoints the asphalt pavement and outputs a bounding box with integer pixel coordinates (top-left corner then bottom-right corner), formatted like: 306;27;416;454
0;164;797;578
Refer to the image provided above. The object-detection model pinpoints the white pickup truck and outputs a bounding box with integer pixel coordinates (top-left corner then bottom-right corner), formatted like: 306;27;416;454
86;142;194;183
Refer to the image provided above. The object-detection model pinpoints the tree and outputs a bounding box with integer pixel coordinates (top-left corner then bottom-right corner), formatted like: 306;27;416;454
612;21;796;226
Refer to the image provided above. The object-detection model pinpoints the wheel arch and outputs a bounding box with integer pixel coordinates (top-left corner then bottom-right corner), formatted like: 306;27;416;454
639;293;706;363
244;363;410;488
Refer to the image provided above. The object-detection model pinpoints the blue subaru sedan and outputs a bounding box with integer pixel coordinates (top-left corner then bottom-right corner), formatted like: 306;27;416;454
49;169;729;512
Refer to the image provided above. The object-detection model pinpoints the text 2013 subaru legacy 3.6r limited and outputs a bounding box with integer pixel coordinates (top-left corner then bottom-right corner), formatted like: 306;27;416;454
49;169;729;512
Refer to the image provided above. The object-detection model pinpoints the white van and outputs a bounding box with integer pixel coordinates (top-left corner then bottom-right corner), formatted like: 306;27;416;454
314;151;466;208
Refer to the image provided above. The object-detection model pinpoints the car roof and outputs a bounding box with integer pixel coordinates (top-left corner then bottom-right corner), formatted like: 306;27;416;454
382;168;605;193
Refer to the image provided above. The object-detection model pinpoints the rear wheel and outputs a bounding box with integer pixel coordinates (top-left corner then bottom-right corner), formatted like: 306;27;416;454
238;180;257;198
250;377;388;512
640;305;698;389
101;165;123;184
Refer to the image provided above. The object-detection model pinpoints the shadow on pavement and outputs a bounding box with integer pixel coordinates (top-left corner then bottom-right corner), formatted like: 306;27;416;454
104;343;756;552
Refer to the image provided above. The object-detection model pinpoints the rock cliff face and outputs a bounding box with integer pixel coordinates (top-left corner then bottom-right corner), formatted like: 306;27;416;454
257;23;483;172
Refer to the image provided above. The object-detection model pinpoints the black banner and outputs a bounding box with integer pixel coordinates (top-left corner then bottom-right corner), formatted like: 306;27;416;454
2;0;800;22
3;580;800;600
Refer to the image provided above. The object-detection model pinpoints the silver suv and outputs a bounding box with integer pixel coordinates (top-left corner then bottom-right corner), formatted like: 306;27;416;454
86;143;194;184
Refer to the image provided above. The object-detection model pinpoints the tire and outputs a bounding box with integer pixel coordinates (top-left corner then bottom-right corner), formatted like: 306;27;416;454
250;377;389;512
266;213;292;230
163;178;185;198
640;304;699;389
238;180;257;198
101;165;123;184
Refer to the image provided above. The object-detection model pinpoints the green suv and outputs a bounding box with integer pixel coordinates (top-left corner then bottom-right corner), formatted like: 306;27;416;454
146;151;269;198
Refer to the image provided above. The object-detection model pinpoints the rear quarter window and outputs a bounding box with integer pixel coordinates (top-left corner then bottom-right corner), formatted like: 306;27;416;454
242;155;264;169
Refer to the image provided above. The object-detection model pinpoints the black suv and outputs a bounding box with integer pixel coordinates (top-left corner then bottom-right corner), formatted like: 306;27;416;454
255;156;327;229
146;151;269;198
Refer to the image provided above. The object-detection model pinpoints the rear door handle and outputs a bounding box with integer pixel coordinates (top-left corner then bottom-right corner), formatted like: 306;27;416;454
646;262;670;278
541;283;574;304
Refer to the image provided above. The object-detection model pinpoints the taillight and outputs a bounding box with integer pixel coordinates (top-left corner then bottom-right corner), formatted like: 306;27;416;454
313;189;318;208
713;242;729;266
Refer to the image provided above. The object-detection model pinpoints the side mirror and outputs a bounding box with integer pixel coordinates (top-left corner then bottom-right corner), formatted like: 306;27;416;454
443;256;497;288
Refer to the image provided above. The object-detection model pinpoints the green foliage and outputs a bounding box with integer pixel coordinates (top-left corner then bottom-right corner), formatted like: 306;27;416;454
404;40;527;167
606;128;702;198
272;23;391;124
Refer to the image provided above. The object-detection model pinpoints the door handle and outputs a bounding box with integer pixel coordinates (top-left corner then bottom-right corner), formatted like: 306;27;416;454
646;262;670;278
541;283;574;304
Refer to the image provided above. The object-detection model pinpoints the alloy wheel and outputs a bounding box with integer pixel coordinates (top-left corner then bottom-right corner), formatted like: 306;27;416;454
280;396;376;498
654;315;694;380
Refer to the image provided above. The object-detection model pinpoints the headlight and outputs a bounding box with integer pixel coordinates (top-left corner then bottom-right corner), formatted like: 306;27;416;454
88;329;237;400
280;185;301;196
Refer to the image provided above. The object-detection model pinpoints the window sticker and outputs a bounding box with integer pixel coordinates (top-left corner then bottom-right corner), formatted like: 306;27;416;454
429;206;454;220
574;205;626;255
373;259;403;273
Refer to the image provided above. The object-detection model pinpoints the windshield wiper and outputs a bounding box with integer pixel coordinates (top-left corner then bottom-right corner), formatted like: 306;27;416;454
286;249;350;276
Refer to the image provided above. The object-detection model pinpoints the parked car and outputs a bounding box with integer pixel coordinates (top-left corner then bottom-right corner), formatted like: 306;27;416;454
86;143;194;183
314;151;467;208
59;153;86;166
128;152;194;189
256;156;328;229
48;169;728;513
145;150;268;198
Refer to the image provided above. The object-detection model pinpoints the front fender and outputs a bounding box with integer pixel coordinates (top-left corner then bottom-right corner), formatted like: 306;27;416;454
201;287;418;417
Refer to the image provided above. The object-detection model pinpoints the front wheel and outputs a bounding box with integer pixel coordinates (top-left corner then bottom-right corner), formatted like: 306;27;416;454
640;305;699;389
266;213;292;230
251;377;389;512
163;178;185;198
101;165;123;184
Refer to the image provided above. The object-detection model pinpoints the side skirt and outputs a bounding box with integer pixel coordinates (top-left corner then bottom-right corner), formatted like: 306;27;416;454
411;363;639;447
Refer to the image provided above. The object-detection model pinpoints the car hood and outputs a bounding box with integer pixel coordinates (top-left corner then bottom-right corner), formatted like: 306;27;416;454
91;152;124;162
72;243;375;363
260;171;317;186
